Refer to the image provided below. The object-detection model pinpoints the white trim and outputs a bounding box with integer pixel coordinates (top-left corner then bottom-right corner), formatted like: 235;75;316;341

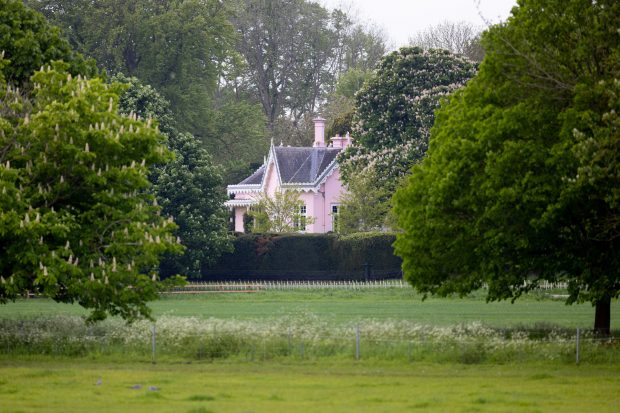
224;199;258;209
270;143;283;188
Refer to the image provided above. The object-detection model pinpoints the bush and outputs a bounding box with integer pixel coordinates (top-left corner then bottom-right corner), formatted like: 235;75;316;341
202;233;402;280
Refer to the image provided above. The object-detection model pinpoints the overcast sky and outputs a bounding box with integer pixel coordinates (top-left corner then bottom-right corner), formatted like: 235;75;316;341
319;0;518;48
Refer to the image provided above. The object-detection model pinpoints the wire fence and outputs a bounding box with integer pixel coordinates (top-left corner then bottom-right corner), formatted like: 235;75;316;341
1;320;617;365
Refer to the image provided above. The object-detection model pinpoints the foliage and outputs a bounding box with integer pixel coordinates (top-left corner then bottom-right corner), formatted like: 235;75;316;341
113;75;232;278
409;21;485;62
0;61;183;322
113;74;177;138
248;190;314;233
338;47;476;191
393;0;620;333
204;92;269;184
337;169;393;234
232;0;386;142
154;133;232;277
28;0;238;139
0;0;96;85
324;68;373;138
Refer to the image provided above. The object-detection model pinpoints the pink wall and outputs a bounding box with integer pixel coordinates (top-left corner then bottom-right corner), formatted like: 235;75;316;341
263;161;279;196
299;168;344;233
323;169;344;232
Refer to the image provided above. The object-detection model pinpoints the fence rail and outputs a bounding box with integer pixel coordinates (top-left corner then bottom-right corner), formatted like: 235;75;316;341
165;279;408;293
163;279;568;294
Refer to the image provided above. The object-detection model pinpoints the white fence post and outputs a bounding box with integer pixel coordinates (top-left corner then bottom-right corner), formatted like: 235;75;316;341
151;323;156;364
575;328;580;365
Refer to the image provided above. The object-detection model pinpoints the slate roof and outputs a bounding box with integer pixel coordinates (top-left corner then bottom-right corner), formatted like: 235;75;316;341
276;147;340;184
235;146;341;187
238;164;266;185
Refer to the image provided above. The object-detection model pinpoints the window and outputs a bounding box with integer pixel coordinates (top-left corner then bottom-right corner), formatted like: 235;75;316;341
331;204;340;233
295;204;307;231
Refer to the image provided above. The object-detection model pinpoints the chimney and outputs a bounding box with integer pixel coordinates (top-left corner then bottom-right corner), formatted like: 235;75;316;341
331;131;353;149
313;117;326;147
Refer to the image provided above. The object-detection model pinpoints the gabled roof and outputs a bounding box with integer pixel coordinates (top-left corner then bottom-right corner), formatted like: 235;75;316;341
228;144;341;194
275;146;340;184
238;164;266;185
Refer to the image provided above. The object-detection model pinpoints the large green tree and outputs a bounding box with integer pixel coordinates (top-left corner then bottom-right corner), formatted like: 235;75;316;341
336;47;475;233
0;60;182;322
154;133;231;277
393;0;620;334
28;0;237;139
114;75;232;278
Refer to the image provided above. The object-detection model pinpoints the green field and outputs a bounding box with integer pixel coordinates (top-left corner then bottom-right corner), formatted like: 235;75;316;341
1;289;619;412
1;288;616;329
1;358;619;413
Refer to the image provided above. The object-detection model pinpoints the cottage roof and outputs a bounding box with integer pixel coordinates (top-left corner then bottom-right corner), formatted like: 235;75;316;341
231;145;341;193
275;146;340;184
238;164;266;185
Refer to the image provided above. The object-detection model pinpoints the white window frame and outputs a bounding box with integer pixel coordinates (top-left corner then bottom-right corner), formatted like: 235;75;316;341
295;204;307;231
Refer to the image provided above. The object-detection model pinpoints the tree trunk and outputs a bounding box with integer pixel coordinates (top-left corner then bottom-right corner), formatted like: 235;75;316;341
594;297;611;336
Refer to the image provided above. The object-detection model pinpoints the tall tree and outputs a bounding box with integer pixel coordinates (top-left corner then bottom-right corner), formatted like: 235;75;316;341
114;75;232;278
232;0;334;127
27;0;237;139
232;0;386;144
154;133;231;277
409;21;484;62
393;0;620;334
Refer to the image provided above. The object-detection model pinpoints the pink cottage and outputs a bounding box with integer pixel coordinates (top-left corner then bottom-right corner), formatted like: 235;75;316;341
225;118;352;233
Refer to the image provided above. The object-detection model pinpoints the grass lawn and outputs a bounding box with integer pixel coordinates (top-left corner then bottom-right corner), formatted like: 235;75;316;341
0;289;615;329
0;358;619;413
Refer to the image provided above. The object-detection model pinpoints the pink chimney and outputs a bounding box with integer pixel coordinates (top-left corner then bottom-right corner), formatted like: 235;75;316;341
313;117;326;147
331;132;353;149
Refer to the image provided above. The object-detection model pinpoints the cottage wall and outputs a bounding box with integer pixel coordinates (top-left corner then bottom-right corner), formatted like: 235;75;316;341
323;169;343;232
297;169;343;233
263;162;279;196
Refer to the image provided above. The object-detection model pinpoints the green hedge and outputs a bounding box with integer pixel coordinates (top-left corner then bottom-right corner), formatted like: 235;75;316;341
202;232;402;280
